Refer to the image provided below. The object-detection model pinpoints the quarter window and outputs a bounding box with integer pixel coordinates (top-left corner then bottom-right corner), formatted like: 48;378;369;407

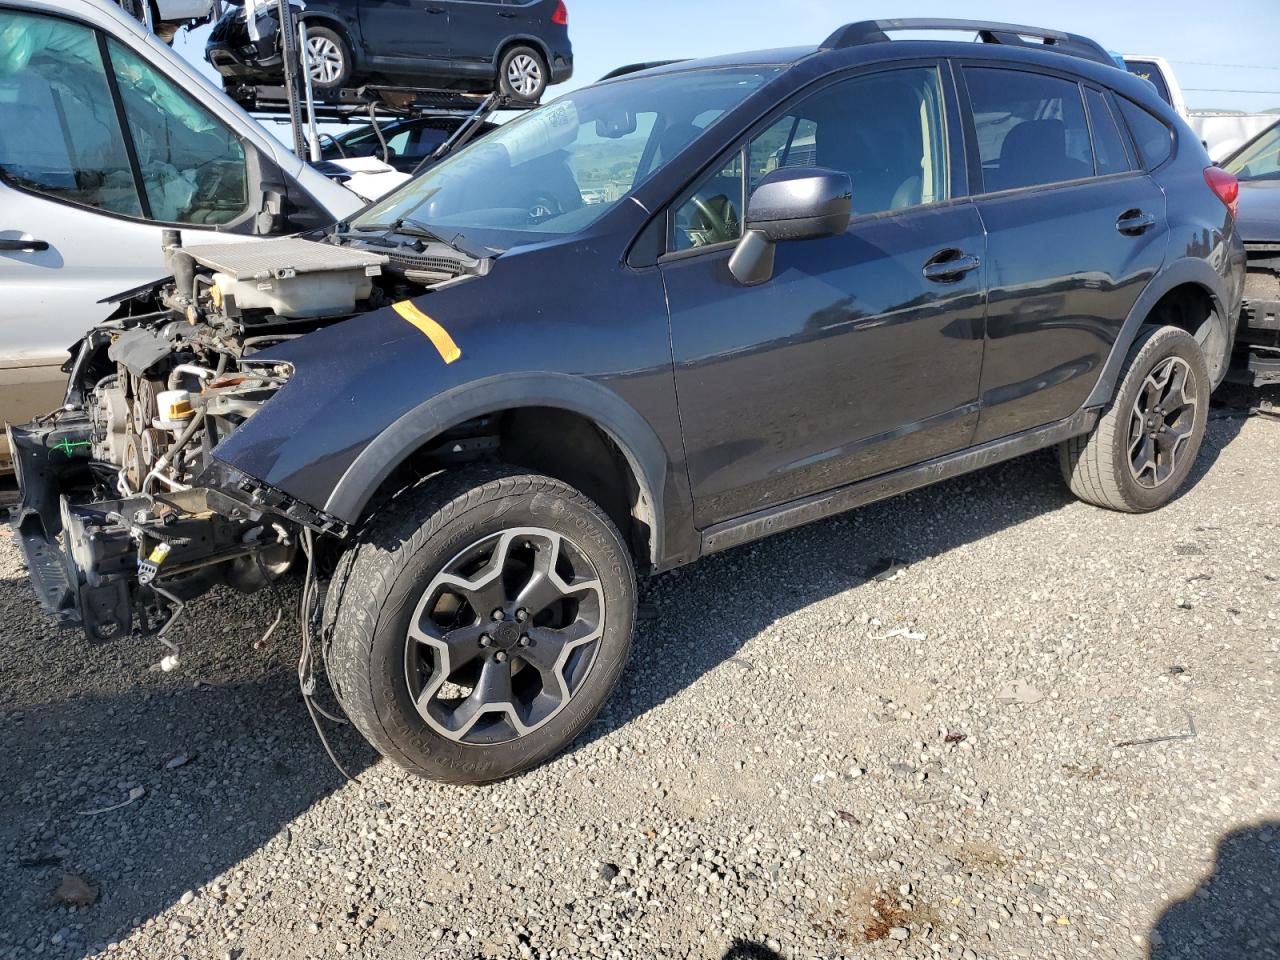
1085;88;1134;176
670;66;949;252
0;12;143;216
1117;97;1174;169
965;68;1094;192
671;152;744;252
107;40;248;225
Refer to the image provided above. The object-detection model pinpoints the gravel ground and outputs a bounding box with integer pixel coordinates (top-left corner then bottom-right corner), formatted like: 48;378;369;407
1;407;1277;960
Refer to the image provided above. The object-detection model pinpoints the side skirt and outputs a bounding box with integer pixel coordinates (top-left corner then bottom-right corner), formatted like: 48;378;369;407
700;408;1099;555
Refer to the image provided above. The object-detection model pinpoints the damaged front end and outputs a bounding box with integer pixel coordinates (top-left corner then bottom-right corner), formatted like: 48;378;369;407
10;229;480;644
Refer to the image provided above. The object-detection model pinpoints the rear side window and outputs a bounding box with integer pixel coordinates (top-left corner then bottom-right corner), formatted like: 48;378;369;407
0;11;143;216
1117;97;1174;169
1084;88;1134;176
965;68;1094;193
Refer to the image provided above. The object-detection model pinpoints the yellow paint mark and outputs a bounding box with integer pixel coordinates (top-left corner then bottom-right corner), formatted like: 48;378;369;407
393;301;462;364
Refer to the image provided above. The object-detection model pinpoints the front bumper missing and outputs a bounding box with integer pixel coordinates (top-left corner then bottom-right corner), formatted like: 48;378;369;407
8;420;343;641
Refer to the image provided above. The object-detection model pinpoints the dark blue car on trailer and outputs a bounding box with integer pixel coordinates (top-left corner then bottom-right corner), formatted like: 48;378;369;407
207;0;573;102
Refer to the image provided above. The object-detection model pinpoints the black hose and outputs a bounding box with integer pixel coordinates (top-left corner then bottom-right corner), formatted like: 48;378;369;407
297;529;358;783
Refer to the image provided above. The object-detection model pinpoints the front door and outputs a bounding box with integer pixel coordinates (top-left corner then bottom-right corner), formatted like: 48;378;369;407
660;65;989;528
958;66;1170;443
358;0;450;61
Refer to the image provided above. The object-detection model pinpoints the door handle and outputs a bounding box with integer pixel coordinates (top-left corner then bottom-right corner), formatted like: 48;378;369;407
498;10;517;17
922;250;981;283
1116;210;1157;235
424;6;445;12
0;237;49;253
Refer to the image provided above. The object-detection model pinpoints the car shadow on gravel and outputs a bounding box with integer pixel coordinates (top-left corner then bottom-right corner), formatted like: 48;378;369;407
577;408;1258;754
0;616;379;959
1190;392;1255;485
579;448;1078;751
1148;821;1280;960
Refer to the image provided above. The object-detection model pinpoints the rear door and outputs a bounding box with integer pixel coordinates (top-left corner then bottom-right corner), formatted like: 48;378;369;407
660;63;989;527
438;1;513;62
958;64;1168;443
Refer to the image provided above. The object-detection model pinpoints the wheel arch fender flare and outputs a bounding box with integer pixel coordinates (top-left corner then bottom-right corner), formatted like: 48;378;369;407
1083;257;1232;408
494;35;551;71
324;372;670;566
298;11;355;57
298;11;349;36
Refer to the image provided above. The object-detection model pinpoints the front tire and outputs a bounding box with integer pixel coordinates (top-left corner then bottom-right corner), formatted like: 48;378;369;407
1058;325;1210;512
326;466;636;784
304;25;352;91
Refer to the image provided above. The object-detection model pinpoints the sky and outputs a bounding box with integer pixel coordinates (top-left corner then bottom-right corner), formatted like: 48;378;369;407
174;0;1280;117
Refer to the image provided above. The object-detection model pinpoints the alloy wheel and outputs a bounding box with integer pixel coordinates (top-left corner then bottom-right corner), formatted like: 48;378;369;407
307;35;344;85
506;54;543;97
405;527;605;745
1127;356;1198;488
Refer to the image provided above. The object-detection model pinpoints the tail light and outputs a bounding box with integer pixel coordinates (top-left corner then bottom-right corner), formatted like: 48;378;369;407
551;0;568;26
1204;166;1239;221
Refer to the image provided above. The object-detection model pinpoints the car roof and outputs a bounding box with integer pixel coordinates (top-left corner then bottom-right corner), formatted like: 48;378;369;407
602;35;1168;118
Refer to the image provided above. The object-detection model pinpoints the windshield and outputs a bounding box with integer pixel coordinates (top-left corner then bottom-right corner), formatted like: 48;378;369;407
349;66;780;251
1225;123;1280;182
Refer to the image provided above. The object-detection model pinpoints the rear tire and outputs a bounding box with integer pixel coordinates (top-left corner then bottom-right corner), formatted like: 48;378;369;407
1058;325;1210;512
325;465;636;784
498;45;549;102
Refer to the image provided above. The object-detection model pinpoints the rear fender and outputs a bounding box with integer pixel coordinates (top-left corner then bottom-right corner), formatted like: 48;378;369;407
1083;257;1235;406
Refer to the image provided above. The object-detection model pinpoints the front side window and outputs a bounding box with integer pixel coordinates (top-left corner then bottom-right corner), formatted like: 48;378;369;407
336;126;414;159
670;66;950;252
671;152;743;252
352;67;779;251
0;11;142;216
107;40;248;225
1224;123;1280;181
966;68;1094;193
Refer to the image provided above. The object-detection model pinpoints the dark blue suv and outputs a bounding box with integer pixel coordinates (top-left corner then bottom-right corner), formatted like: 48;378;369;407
13;20;1246;784
207;0;573;102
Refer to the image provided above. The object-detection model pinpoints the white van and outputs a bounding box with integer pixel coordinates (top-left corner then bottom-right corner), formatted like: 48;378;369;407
0;0;360;467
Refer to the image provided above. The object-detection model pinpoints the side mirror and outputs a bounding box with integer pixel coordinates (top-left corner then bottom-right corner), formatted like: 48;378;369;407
729;167;852;286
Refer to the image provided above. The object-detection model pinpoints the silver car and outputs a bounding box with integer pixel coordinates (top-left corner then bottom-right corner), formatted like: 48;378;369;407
0;0;360;468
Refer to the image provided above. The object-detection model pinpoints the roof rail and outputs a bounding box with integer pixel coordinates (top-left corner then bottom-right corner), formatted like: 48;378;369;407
820;19;1115;67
